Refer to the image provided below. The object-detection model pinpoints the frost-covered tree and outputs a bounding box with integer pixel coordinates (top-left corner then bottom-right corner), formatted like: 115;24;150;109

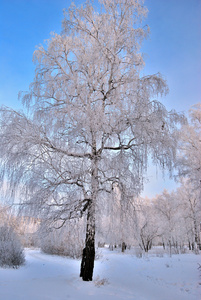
175;104;201;250
134;198;160;252
176;180;201;250
0;0;183;280
0;225;25;268
154;190;182;255
177;103;201;190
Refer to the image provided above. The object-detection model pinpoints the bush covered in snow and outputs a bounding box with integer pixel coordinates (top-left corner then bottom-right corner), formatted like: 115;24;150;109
0;225;25;268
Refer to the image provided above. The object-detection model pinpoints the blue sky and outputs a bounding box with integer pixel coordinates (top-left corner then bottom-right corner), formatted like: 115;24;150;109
0;0;200;197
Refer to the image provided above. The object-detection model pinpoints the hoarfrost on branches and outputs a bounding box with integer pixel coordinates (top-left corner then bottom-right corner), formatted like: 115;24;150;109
177;103;201;190
0;0;183;280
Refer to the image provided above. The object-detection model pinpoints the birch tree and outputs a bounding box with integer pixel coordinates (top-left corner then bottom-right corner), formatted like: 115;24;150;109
176;180;201;250
177;103;201;189
135;198;160;252
0;0;183;281
154;189;185;255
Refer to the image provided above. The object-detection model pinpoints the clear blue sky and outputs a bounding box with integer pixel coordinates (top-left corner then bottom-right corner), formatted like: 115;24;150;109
0;0;200;197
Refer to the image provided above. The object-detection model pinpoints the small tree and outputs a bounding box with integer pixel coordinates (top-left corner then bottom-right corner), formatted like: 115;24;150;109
0;0;183;280
137;201;160;252
0;225;25;268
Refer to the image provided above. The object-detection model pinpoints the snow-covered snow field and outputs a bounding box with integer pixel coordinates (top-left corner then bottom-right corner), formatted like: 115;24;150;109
0;248;200;300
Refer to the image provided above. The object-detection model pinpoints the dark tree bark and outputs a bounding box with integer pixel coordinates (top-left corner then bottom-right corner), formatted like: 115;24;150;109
188;241;191;250
122;242;126;252
80;200;95;281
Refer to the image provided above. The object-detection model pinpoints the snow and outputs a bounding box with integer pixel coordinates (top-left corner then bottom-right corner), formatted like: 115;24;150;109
0;248;200;300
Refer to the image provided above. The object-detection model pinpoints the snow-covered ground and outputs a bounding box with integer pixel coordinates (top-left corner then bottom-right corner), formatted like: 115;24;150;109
0;248;200;300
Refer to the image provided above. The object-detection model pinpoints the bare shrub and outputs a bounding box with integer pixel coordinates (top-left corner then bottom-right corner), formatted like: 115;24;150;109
154;248;165;257
134;246;143;258
0;225;25;268
94;276;109;287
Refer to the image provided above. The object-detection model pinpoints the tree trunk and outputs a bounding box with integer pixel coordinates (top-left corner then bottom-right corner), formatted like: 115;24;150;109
80;200;95;281
80;145;98;281
193;218;199;247
122;242;126;252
